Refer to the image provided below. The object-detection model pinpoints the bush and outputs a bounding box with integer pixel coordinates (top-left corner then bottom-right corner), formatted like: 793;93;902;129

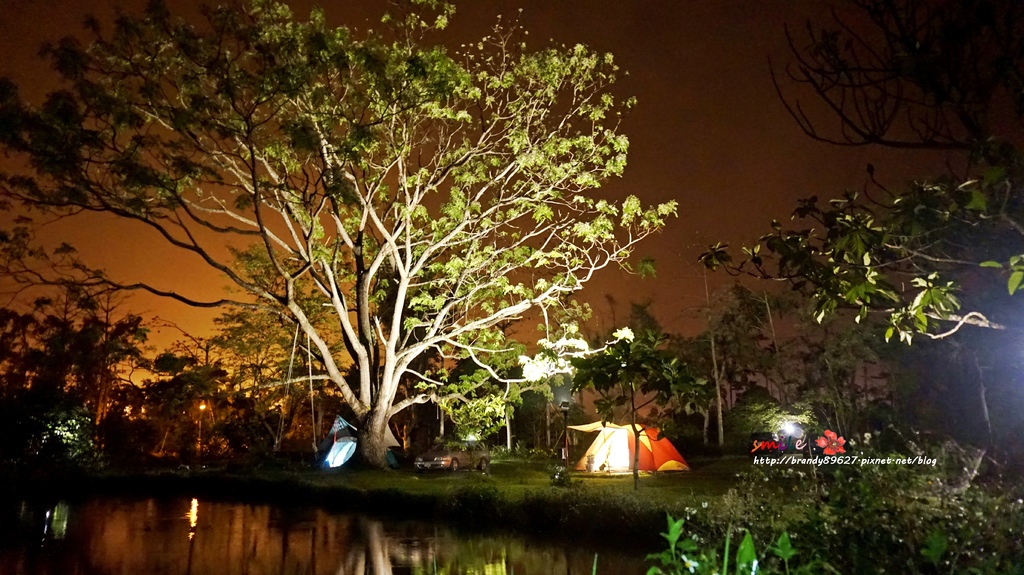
673;436;1024;573
549;465;575;487
0;390;100;473
491;444;556;462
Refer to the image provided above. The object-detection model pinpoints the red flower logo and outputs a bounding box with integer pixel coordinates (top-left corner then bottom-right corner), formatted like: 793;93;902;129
815;429;846;455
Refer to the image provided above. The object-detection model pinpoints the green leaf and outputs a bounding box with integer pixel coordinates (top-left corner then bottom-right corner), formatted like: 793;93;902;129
920;531;947;566
965;189;988;211
735;531;757;567
979;260;1004;269
678;538;698;553
621;195;641;225
661;514;685;551
771;532;797;561
1009;271;1023;295
637;257;657;278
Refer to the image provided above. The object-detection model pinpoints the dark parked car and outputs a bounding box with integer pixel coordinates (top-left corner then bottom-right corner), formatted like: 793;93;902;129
414;442;490;472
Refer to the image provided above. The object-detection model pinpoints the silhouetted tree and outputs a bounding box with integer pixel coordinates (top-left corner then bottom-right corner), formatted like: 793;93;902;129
704;0;1024;343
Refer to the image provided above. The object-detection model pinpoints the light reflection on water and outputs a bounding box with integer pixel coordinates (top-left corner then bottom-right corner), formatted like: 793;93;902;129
0;497;646;575
188;497;199;540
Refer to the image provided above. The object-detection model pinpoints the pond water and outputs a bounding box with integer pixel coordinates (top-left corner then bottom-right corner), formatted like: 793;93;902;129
0;497;647;575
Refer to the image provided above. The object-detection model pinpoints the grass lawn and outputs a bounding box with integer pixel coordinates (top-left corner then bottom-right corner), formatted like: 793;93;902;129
287;455;751;505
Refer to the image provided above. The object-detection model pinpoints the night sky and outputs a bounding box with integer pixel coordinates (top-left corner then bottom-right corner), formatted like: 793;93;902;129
0;0;950;347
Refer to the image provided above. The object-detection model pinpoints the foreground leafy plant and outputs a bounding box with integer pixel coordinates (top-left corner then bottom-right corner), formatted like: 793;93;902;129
681;448;1024;575
645;515;833;575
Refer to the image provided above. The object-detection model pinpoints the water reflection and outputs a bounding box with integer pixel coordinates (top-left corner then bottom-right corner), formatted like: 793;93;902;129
0;497;644;575
188;498;199;539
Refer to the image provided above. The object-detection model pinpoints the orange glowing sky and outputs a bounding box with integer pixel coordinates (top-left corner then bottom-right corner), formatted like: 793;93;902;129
0;0;948;350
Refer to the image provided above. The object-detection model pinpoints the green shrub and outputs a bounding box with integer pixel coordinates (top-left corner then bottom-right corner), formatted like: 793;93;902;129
492;444;556;462
0;391;100;473
647;500;1024;575
675;438;1024;574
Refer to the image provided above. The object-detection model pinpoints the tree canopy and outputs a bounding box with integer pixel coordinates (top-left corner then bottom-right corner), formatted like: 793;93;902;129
0;0;675;465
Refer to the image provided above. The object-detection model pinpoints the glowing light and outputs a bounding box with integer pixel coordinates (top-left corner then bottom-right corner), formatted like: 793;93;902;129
199;403;206;411
782;422;804;438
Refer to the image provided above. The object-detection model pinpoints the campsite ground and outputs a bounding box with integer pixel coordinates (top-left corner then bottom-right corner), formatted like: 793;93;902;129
6;454;751;509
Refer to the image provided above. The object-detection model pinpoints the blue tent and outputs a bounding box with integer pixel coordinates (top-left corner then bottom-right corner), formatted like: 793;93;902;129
319;416;400;468
319;416;358;468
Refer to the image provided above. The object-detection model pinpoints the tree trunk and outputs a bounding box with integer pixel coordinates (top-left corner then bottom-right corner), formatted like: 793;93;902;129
702;409;710;445
545;403;551;448
703;270;725;446
404;407;415;450
505;408;513;450
157;428;169;455
712;346;724;447
94;376;110;428
358;411;391;468
763;293;784;405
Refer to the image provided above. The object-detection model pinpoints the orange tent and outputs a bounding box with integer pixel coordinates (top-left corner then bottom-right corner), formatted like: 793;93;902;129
568;422;689;472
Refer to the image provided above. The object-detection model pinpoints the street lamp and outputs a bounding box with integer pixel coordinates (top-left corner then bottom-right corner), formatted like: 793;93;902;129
559;400;571;469
198;402;206;462
781;421;803;439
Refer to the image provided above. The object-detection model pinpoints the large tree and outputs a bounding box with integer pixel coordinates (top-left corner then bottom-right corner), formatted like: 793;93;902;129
0;1;674;465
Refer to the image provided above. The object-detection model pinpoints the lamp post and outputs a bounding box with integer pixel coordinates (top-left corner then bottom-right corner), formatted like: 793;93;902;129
198;402;206;463
559;400;571;469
